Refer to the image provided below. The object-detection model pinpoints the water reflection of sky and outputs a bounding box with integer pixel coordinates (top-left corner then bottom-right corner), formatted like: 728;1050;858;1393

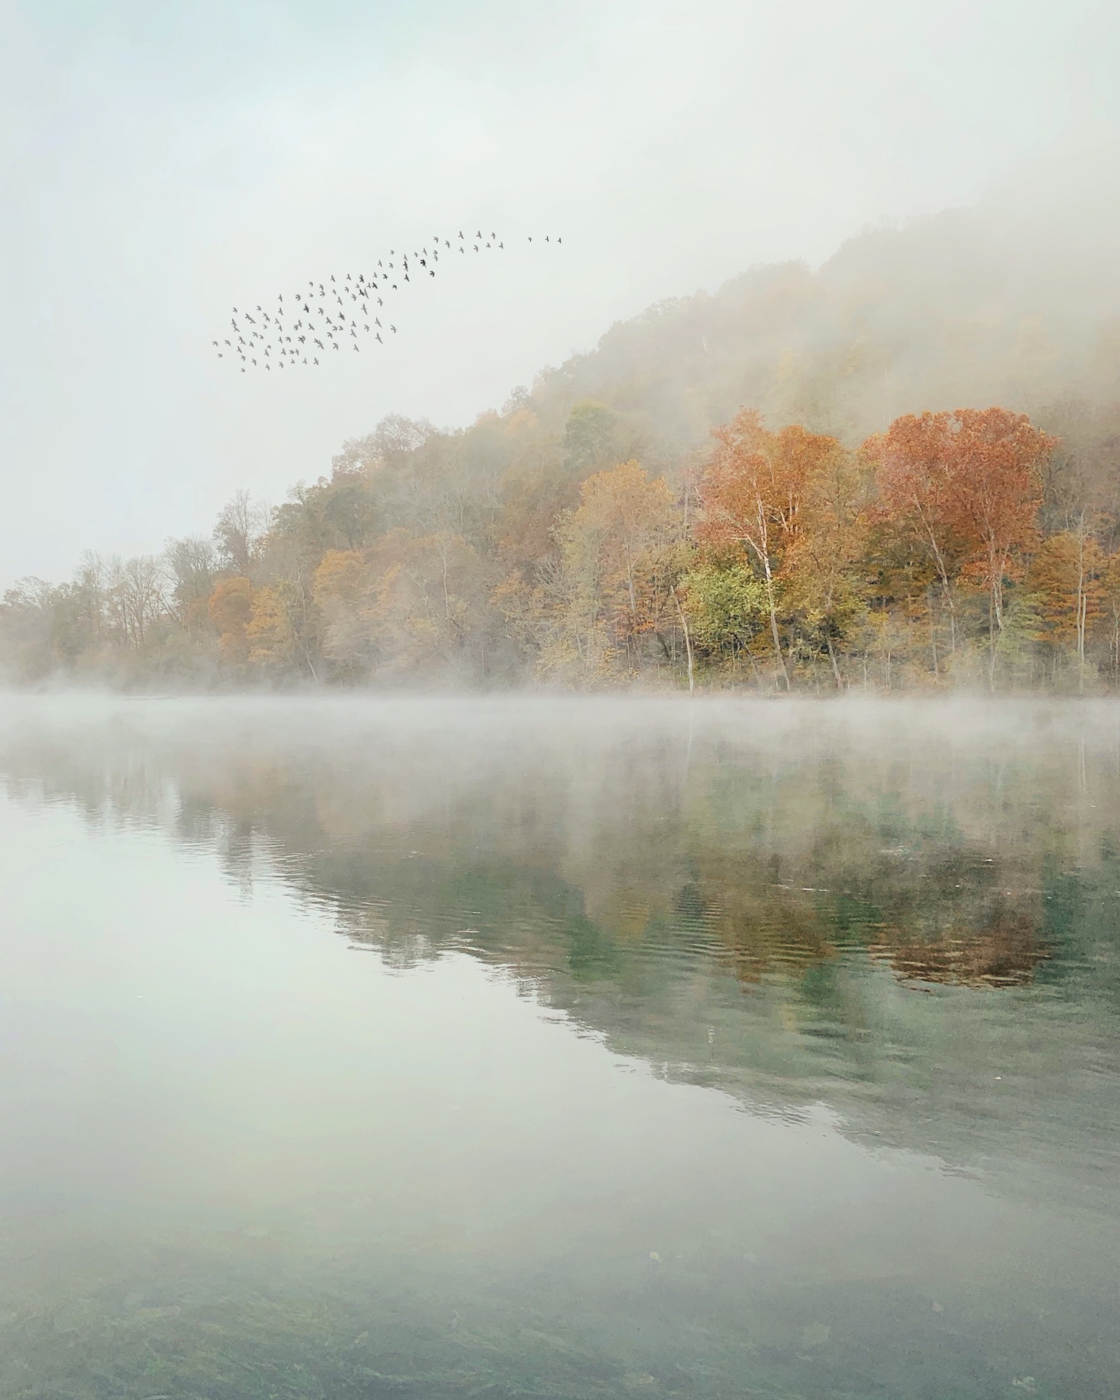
2;698;1119;1399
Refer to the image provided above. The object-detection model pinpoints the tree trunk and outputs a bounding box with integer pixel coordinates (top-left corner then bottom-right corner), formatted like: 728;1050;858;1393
1113;610;1120;688
1076;530;1087;693
760;557;790;691
671;586;695;696
918;505;956;653
825;631;843;690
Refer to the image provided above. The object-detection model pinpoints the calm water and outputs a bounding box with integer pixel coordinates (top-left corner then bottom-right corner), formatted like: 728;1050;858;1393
1;695;1119;1400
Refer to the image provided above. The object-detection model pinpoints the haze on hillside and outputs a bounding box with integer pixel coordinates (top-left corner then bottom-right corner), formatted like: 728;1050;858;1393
3;0;1119;585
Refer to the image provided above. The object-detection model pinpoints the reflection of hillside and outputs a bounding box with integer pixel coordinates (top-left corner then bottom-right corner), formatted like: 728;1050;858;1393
869;906;1048;988
2;698;1119;1201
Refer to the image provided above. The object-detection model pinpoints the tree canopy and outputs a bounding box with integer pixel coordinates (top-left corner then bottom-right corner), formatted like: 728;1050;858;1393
4;209;1119;693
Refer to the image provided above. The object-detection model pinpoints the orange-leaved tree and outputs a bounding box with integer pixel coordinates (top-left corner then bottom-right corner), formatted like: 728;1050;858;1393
697;410;838;689
782;442;872;689
550;460;682;682
869;408;1052;685
207;576;252;663
1027;531;1105;685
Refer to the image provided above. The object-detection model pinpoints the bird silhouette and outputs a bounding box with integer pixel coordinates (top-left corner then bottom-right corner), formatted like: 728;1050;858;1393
215;226;560;372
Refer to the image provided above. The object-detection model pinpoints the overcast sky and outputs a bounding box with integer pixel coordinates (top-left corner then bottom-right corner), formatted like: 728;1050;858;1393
3;0;1118;585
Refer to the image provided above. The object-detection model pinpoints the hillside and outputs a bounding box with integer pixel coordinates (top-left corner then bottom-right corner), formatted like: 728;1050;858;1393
3;198;1120;692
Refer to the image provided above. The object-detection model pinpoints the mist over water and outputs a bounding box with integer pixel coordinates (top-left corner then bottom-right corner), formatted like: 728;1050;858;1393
1;695;1119;1398
7;1;1120;1393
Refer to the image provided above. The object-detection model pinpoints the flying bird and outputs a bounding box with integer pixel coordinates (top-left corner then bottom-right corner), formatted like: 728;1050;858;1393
213;226;561;373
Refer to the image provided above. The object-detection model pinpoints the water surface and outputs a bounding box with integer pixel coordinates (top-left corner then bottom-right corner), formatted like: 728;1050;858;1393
1;696;1118;1399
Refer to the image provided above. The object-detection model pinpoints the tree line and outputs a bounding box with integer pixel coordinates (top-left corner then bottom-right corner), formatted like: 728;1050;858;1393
4;396;1120;693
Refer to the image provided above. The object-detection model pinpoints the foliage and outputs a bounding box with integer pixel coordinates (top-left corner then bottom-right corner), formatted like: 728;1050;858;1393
4;209;1120;692
680;562;765;662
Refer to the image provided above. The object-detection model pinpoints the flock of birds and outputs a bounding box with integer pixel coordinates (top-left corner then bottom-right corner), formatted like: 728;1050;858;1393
212;230;562;371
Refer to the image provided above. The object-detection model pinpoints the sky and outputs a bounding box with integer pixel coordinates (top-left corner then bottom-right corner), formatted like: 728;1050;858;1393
3;0;1118;585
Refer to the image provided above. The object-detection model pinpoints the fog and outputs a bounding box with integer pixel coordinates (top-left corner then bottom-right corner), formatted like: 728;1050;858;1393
3;689;1119;1174
4;692;1120;1394
4;0;1119;586
6;10;1120;1378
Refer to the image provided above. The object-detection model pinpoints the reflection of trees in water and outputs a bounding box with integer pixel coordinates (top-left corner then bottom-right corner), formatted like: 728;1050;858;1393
869;904;1048;988
0;708;1108;995
2;702;1119;1191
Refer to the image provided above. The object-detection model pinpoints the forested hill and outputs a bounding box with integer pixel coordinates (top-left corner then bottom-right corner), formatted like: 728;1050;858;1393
4;198;1120;693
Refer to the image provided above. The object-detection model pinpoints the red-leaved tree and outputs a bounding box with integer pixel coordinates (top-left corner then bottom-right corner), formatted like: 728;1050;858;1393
868;408;1052;685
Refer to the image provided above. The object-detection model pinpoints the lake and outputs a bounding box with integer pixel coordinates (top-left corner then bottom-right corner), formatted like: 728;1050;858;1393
1;695;1118;1400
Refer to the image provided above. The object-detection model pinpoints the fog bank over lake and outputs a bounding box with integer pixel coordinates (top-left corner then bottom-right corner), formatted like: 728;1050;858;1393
2;694;1119;1399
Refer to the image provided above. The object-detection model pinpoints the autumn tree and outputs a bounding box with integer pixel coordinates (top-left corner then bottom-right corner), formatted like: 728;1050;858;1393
869;408;1052;687
547;460;684;683
165;537;216;633
697;411;838;689
356;529;501;683
213;491;266;575
313;549;377;677
0;579;56;679
71;553;107;647
783;444;872;688
208;576;253;663
951;410;1050;667
1099;552;1120;687
1028;531;1105;686
680;559;765;676
108;556;167;650
246;585;297;674
867;413;969;659
331;415;437;480
562;400;643;476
